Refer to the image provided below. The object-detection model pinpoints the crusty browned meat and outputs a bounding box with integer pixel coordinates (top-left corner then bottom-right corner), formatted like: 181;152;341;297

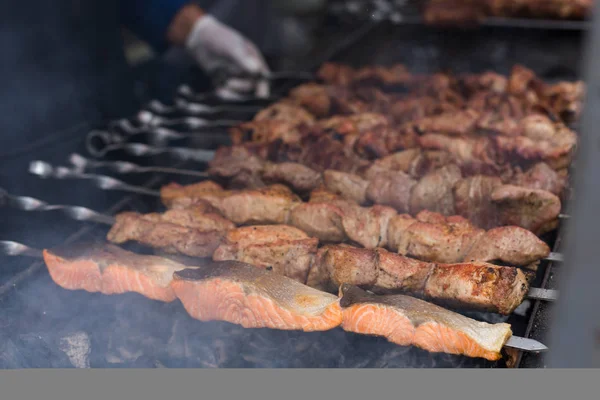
159;177;551;265
322;170;369;205
107;211;228;258
208;145;563;234
253;102;315;126
424;0;592;23
262;162;323;193
453;175;504;229
229;120;304;146
491;184;562;235
288;83;332;117
409;164;463;215
387;211;485;264
316;63;412;88
512;162;567;195
310;244;529;315
161;181;224;209
452;175;562;234
387;210;549;266
171;184;303;226
414;109;481;136
494;114;577;170
212;225;319;283
423;0;487;25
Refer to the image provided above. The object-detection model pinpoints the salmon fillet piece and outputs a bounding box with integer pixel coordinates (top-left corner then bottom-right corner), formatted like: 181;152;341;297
42;243;194;302
171;261;342;331
339;284;512;361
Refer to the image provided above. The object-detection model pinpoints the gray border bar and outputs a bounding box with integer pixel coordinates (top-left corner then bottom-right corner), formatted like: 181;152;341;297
2;370;600;400
546;1;600;368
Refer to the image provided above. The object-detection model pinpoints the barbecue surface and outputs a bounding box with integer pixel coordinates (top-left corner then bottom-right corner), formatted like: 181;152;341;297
2;21;582;368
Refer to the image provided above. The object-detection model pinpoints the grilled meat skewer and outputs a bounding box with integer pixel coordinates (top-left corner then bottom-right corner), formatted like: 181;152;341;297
34;242;544;360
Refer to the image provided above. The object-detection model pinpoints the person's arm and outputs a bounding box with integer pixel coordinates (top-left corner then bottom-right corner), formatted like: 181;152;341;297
120;1;270;96
119;0;193;52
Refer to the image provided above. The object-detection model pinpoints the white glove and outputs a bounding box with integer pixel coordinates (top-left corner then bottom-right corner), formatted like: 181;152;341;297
185;15;271;96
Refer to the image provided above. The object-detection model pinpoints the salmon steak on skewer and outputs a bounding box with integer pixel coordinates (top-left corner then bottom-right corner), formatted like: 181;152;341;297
42;242;195;302
339;284;512;361
171;260;342;332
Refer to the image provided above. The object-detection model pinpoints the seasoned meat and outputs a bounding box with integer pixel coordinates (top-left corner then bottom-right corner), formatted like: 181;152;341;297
513;162;567;195
322;170;369;205
176;184;302;225
410;164;462;215
453;176;503;229
313;245;529;314
288;83;332;117
388;211;485;264
464;226;551;266
107;211;228;258
212;225;319;283
262;162;323;193
491;184;561;235
253;101;315;126
365;169;416;213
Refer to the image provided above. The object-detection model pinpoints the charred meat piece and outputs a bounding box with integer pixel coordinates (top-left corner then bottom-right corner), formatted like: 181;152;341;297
161;181;224;209
165;183;302;226
229;120;303;146
107;211;228;258
43;243;195;302
491;184;561;235
288;83;332;117
252;101;315;126
339;284;512;361
512;162;567;195
212;225;319;283
453;176;503;229
418;134;502;176
413;109;481;136
494;114;577;170
386;210;550;266
387;211;485;264
323;170;369;205
365;169;416;213
464;226;551;266
172;260;342;331
409;164;462;215
262;162;323;194
312;245;529;314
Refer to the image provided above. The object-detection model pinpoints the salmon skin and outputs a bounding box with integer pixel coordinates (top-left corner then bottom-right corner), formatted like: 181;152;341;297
171;260;342;331
339;284;512;361
43;242;196;302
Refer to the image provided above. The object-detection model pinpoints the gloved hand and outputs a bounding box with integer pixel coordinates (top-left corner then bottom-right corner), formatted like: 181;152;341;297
185;15;271;97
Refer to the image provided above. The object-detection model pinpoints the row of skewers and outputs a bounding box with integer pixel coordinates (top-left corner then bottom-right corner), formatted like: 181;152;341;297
3;62;580;362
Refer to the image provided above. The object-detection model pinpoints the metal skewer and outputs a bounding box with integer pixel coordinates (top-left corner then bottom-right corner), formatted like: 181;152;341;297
176;85;282;103
28;161;161;197
146;99;263;117
68;153;208;178
83;139;215;160
134;110;241;129
0;188;115;225
0;237;551;353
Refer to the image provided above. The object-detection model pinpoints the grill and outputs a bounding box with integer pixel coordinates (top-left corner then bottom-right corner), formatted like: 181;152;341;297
0;9;588;368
